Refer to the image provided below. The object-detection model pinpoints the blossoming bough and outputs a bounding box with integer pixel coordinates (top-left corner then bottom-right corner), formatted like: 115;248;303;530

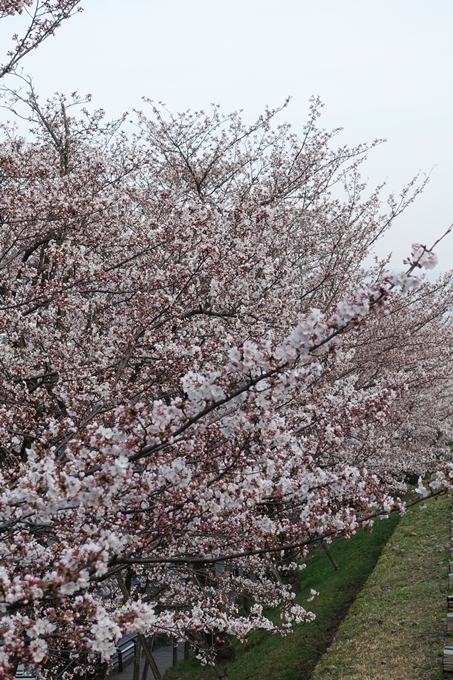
1;10;453;677
0;0;82;79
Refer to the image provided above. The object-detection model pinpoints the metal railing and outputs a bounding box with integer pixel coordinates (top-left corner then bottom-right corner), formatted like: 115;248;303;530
13;633;161;679
15;665;37;679
112;635;141;672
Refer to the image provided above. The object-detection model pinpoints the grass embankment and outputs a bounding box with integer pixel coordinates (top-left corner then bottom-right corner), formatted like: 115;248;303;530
164;512;400;680
313;493;451;680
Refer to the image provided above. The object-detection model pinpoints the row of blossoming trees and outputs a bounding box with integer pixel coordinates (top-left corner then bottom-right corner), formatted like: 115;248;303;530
1;2;453;679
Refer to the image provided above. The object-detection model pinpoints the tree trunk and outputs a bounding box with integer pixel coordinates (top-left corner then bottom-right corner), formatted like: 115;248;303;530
138;634;162;680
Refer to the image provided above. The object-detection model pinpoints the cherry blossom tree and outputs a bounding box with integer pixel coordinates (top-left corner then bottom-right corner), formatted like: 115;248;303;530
0;76;452;679
0;0;82;79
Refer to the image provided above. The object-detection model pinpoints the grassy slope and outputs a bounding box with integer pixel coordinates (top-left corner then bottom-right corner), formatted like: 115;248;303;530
165;512;400;680
312;493;451;680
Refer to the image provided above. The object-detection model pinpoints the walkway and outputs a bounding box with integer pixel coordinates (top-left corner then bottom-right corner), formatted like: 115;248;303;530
109;642;185;680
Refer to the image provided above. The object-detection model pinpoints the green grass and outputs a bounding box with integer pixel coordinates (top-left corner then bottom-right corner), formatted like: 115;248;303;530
312;493;451;679
164;511;400;680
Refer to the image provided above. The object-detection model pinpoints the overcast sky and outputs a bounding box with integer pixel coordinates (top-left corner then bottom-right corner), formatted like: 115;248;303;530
1;0;452;269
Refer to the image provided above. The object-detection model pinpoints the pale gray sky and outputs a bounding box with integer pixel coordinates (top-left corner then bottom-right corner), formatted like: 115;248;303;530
1;0;452;268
